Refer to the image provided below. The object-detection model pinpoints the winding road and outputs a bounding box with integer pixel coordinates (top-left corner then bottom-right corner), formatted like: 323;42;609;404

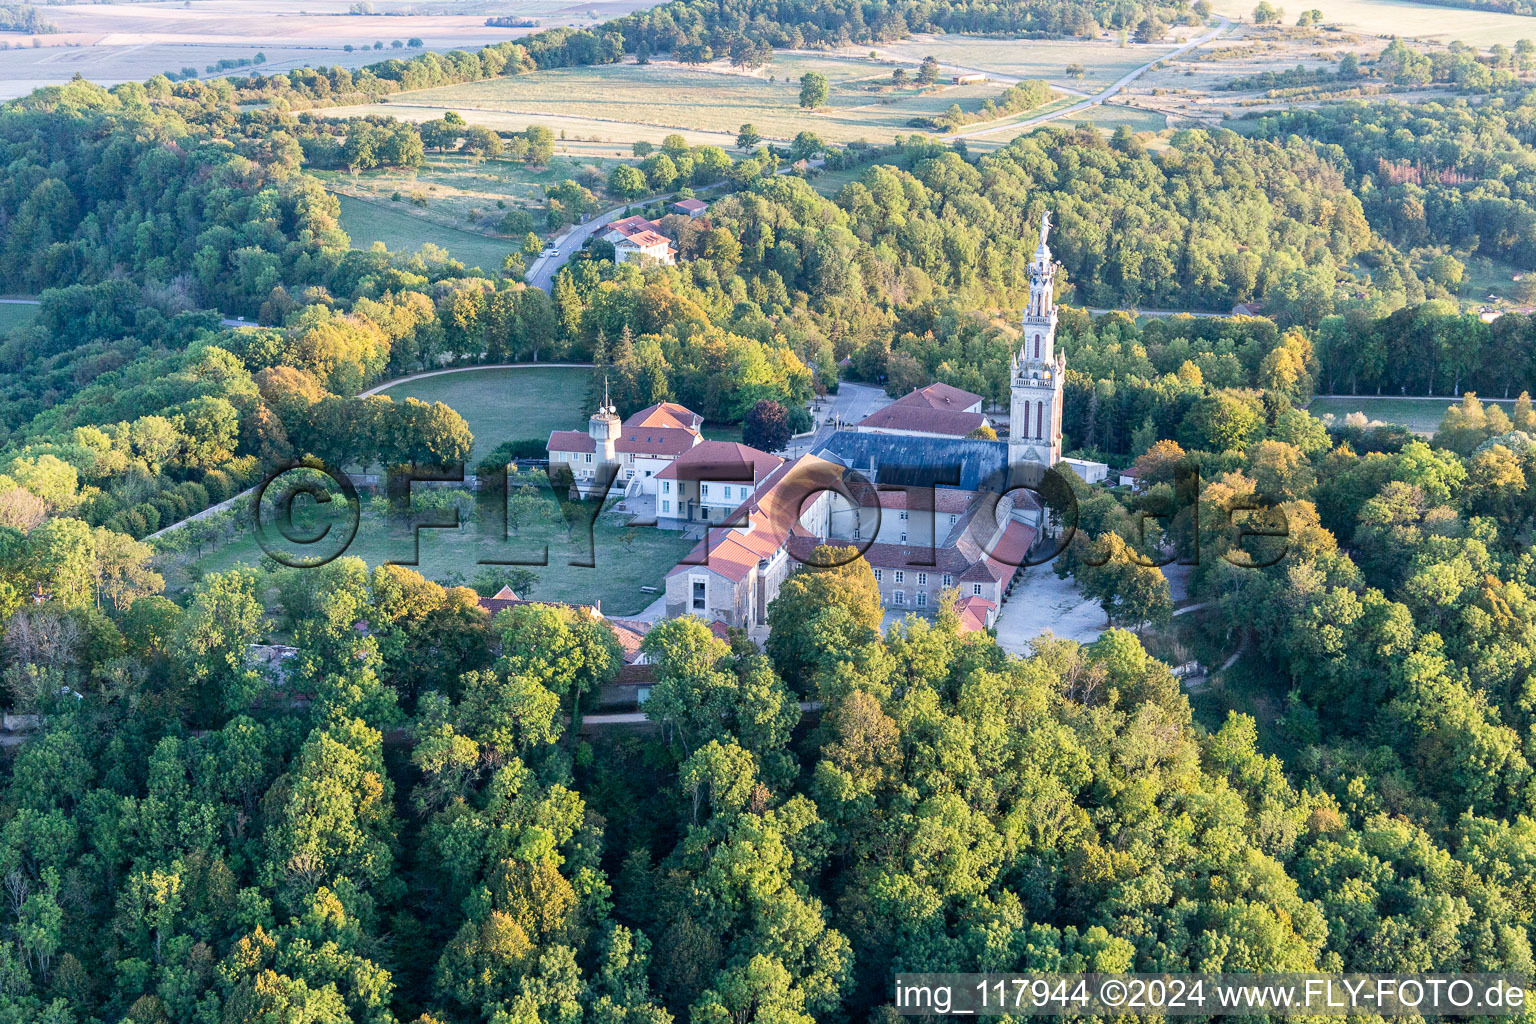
950;16;1232;141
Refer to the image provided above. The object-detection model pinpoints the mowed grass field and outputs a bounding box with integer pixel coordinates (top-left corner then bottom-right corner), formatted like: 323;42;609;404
336;192;512;272
365;55;1036;143
1308;395;1515;435
373;365;595;464
183;499;695;616
1209;0;1536;44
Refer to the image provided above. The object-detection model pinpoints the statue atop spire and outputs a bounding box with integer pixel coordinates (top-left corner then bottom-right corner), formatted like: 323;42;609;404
1038;209;1051;251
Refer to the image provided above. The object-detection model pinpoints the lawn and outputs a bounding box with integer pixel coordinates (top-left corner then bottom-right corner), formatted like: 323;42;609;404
1208;0;1536;45
356;54;1034;143
1307;395;1513;435
0;302;38;334
335;192;512;272
178;496;694;617
373;365;595;464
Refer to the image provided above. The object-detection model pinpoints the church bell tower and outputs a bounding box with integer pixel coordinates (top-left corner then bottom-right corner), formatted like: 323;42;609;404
1009;210;1065;468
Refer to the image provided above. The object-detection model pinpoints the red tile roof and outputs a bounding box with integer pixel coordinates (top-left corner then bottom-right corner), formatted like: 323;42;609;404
607;215;659;239
954;594;995;632
628;403;702;431
673;198;708;213
904;381;985;411
548;429;596;453
848;487;979;513
668;455;845;583
605;617;653;663
656;441;783;482
856;404;988;438
619;229;671;248
617;428;699;457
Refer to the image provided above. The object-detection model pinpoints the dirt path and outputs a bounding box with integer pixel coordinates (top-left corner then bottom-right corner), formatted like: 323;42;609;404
359;362;594;397
949;17;1232;141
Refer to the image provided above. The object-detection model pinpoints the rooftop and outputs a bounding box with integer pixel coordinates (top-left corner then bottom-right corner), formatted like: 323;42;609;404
899;381;986;412
656;440;784;482
668;454;844;583
856;403;988;438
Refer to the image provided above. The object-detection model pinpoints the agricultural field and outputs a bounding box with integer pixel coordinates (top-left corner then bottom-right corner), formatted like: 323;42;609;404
1208;0;1536;46
1307;395;1514;434
0;0;670;100
335;192;512;273
0;0;623;100
177;496;695;616
372;365;595;464
350;54;1053;143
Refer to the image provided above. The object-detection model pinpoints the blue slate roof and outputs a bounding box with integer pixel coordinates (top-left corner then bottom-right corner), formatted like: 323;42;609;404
811;430;1016;491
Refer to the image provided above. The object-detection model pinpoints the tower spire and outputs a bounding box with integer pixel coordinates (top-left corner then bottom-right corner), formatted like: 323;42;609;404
1010;207;1064;468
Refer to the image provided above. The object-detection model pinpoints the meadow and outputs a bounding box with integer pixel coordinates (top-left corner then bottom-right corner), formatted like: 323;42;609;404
1307;395;1514;434
335;192;512;272
360;54;1039;143
372;365;595;463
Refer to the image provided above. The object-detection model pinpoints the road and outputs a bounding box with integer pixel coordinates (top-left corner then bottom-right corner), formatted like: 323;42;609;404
789;381;892;457
950;17;1231;141
525;160;821;292
525;204;644;291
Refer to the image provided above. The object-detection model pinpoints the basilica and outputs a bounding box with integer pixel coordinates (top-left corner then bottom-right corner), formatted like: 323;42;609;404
552;212;1069;640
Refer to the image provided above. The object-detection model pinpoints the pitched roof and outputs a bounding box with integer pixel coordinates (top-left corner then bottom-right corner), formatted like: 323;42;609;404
902;381;985;412
847;487;979;513
627;402;702;431
617;427;698;457
667;455;844;583
856;404;988;438
813;430;1016;492
548;429;596;453
673;198;708;212
617;229;671;248
605;617;653;663
656;440;784;482
954;594;995;632
607;215;659;239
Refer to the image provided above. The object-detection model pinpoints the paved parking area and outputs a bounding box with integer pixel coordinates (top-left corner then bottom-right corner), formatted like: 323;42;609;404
992;564;1107;653
787;382;894;457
